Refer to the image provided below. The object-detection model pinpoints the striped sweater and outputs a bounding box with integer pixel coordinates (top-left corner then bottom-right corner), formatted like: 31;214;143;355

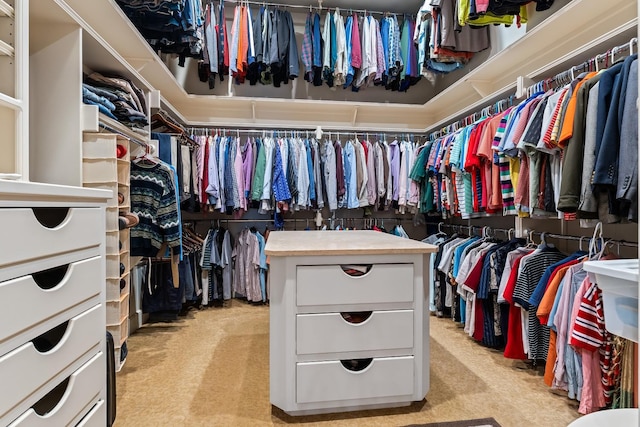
130;161;181;257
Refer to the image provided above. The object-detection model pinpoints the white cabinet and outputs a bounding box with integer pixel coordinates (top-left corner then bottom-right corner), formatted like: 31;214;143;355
265;231;437;415
82;132;132;371
0;181;110;426
0;0;28;181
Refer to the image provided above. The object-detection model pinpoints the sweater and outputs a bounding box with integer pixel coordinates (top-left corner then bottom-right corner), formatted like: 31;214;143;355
130;161;181;256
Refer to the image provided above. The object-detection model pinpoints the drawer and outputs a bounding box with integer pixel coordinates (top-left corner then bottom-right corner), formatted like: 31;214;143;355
0;257;101;354
296;264;414;307
8;352;104;427
0;305;102;420
296;356;414;404
0;208;102;269
75;399;106;427
297;310;414;355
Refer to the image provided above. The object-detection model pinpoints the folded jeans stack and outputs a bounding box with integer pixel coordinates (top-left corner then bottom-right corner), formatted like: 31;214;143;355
83;71;149;129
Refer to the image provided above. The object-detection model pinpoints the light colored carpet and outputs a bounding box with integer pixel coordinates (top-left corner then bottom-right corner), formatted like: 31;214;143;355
114;303;581;427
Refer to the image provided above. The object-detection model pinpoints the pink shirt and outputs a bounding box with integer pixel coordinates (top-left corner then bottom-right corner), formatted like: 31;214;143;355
351;13;362;68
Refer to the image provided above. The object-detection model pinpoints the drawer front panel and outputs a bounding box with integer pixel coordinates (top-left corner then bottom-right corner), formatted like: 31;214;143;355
75;400;106;427
0;208;102;269
296;264;414;307
0;305;102;420
296;356;414;403
296;310;414;355
8;352;104;427
0;257;101;351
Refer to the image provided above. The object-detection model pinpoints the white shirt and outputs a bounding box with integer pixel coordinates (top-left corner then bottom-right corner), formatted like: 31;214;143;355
333;10;347;86
296;138;310;210
322;11;331;70
355;139;368;207
260;138;275;211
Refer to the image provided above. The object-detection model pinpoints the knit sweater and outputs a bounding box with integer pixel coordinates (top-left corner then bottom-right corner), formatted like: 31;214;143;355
130;161;181;256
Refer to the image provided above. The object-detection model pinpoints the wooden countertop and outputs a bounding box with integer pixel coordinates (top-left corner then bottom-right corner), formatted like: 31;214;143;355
264;230;438;256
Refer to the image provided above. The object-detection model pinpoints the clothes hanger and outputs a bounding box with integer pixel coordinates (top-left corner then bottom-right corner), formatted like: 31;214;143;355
133;143;159;165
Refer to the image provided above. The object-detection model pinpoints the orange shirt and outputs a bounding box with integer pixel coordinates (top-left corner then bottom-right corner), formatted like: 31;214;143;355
558;72;597;146
536;263;577;387
236;6;248;73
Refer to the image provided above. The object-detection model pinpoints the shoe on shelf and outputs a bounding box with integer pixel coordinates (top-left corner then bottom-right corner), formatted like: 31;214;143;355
118;212;139;229
120;263;125;275
120;341;128;362
118;192;125;205
116;144;127;159
120;278;126;290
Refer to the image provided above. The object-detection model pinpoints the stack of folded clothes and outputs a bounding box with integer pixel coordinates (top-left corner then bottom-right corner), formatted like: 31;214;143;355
83;71;149;130
116;0;203;66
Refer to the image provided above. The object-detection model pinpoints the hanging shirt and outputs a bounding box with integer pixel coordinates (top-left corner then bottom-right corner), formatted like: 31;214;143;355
334;10;347;86
344;15;354;87
351;13;362;70
302;13;313;79
343;141;359;209
272;141;291;202
229;6;241;75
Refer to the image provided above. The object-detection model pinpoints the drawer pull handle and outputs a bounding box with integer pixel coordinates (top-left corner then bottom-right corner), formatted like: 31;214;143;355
340;264;372;277
31;377;70;415
32;321;69;353
31;207;70;228
32;264;70;290
340;358;373;372
340;311;373;324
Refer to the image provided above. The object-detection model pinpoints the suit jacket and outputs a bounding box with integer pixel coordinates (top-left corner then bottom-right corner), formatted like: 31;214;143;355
558;73;600;213
616;59;638;221
593;54;637;187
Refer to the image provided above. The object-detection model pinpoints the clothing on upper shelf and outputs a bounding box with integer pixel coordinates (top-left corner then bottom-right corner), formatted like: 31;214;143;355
427;228;635;415
184;134;430;217
83;72;149;130
423;54;639;224
414;0;491;80
116;0;204;65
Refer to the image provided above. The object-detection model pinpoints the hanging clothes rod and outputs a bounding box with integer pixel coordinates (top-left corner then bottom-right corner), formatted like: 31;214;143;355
437;223;516;237
428;94;516;140
428;37;639;141
525;37;638;95
98;121;148;147
529;231;638;248
221;0;404;17
188;127;426;140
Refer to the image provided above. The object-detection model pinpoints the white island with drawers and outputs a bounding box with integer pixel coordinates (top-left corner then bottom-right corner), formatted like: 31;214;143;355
265;230;437;416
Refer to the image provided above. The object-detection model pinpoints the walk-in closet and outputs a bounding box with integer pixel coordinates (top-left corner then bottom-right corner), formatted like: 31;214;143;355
0;0;638;426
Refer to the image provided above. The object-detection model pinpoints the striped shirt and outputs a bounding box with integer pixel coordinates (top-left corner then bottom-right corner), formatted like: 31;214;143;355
513;250;567;361
570;279;605;351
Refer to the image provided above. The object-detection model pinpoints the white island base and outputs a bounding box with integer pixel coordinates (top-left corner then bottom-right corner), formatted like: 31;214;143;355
265;231;437;416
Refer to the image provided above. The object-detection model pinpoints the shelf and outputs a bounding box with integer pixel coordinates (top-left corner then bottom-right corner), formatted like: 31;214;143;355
98;113;149;146
0;92;21;111
0;0;14;17
50;0;640;132
423;0;637;131
0;39;14;57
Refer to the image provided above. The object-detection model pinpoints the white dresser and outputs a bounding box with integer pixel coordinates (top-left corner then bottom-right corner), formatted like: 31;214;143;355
265;230;437;416
0;181;111;426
